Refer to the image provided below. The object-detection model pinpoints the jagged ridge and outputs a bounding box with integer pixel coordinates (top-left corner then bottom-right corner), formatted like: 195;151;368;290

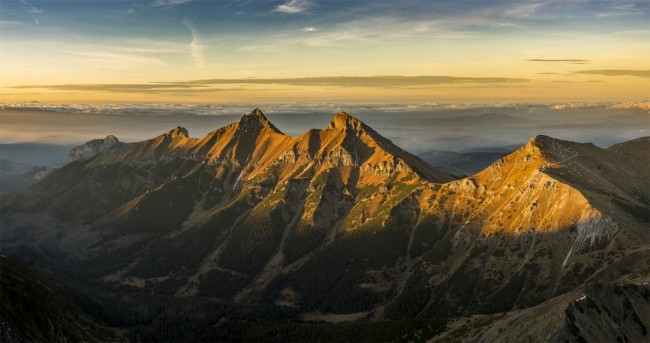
1;109;648;335
79;109;451;184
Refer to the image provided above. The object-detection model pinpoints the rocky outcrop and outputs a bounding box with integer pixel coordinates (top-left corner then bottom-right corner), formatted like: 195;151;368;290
237;108;283;134
475;283;650;343
164;126;189;139
66;135;121;163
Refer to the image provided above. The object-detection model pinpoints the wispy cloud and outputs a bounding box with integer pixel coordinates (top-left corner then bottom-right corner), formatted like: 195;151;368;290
302;31;365;46
502;2;545;19
575;70;650;78
11;83;245;95
268;0;649;44
58;49;166;70
152;0;193;6
237;29;367;52
168;75;529;87
183;20;206;75
114;38;189;54
274;0;310;14
14;83;203;91
0;20;24;27
527;59;590;63
12;75;529;94
527;59;590;65
19;0;43;14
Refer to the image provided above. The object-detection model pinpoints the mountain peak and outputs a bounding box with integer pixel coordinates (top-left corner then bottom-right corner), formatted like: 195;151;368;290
165;126;189;139
251;108;264;117
104;135;119;143
521;135;566;159
67;134;122;163
237;108;283;134
527;134;554;147
525;135;593;160
328;111;365;132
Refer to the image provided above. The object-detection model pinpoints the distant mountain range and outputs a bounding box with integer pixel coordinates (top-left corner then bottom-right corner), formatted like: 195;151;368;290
1;109;648;341
416;149;514;176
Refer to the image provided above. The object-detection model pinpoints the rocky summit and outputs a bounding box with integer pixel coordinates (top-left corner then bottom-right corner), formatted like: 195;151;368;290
1;109;648;342
66;134;121;163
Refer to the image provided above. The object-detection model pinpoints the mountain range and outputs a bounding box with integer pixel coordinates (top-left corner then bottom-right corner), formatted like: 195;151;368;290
1;109;648;341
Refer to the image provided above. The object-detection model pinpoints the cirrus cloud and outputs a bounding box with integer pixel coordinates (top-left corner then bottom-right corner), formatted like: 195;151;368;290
274;0;310;14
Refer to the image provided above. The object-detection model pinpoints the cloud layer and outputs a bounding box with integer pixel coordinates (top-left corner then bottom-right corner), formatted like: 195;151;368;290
527;59;590;64
574;70;650;78
12;75;529;94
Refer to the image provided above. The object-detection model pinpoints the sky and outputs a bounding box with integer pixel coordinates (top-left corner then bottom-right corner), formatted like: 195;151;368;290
0;0;649;102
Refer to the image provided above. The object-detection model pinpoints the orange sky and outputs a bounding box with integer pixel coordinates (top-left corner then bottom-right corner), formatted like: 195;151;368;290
1;0;648;103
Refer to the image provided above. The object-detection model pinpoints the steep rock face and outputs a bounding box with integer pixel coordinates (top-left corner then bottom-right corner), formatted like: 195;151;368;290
241;111;452;192
66;135;121;163
365;135;647;319
435;136;620;250
323;112;453;183
88;109;292;175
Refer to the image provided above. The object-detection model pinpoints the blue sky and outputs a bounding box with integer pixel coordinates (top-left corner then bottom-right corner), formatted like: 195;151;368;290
1;0;649;102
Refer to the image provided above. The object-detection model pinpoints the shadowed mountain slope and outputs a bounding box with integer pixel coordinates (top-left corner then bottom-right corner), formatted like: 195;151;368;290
0;109;648;340
0;255;113;342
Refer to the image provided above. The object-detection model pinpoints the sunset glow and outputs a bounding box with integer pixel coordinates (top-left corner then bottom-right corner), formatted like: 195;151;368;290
1;0;648;102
